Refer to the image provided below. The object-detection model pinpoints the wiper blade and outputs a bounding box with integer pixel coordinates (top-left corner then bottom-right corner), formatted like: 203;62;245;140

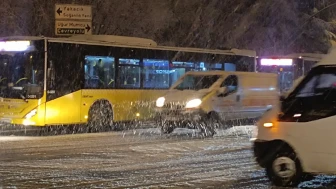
10;86;28;102
19;93;28;103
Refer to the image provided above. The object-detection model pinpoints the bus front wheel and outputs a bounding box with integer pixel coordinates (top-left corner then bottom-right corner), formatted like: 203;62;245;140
87;100;114;133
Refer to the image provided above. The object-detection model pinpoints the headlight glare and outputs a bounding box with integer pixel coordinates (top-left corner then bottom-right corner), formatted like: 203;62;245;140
156;97;165;107
25;109;37;119
263;122;273;128
185;99;202;108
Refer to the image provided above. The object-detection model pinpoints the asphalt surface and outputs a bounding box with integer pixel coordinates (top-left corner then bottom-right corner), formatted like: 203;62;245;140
0;126;336;189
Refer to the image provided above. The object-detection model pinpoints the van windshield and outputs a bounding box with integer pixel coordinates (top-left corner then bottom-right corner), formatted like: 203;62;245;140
174;74;220;90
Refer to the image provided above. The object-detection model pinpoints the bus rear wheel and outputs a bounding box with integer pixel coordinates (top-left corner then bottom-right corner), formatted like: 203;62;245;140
87;100;114;133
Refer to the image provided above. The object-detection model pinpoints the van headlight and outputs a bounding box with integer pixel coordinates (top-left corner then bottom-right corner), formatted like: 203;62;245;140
156;97;165;107
25;109;37;119
185;99;202;108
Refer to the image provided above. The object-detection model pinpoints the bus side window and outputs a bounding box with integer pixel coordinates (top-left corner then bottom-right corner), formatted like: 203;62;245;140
84;56;116;89
143;59;169;89
117;58;140;89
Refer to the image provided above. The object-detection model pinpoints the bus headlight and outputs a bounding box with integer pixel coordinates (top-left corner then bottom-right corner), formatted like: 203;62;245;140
185;99;202;108
156;97;165;107
25;109;37;119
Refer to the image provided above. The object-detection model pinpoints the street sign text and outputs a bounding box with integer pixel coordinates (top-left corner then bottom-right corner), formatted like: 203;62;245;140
55;4;92;20
55;20;92;35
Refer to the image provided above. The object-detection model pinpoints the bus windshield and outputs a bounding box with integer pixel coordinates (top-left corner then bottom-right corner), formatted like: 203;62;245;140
174;74;220;91
0;51;44;99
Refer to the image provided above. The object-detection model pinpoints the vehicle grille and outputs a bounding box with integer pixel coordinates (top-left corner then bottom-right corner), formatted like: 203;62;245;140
163;102;185;110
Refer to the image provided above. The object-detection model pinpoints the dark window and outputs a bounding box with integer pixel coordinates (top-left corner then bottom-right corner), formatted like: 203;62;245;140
84;56;115;89
281;66;336;122
47;42;84;101
143;59;169;89
220;75;238;94
296;73;336;98
296;75;318;97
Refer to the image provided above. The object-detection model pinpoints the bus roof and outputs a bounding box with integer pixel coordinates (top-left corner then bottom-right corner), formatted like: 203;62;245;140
284;53;325;61
315;47;336;66
185;70;277;77
259;53;325;62
0;35;256;57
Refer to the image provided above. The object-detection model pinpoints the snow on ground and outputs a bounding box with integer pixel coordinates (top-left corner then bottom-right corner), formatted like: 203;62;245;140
0;125;256;145
0;125;336;188
125;125;256;138
0;136;39;141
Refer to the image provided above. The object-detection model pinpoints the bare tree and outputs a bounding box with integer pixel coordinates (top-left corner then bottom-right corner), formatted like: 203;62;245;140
0;0;335;56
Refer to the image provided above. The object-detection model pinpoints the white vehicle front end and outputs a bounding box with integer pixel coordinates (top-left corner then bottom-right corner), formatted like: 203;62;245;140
155;90;211;123
155;73;224;135
253;52;336;187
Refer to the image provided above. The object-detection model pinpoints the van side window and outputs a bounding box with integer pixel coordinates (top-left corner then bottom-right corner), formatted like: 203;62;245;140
220;75;238;94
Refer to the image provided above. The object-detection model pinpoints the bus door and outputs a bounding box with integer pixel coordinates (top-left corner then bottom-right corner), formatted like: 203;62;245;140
44;53;82;125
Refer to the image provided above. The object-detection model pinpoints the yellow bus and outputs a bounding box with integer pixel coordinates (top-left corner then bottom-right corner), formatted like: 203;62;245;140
0;35;256;132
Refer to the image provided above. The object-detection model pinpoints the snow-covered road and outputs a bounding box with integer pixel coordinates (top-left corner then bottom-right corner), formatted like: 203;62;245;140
0;126;334;188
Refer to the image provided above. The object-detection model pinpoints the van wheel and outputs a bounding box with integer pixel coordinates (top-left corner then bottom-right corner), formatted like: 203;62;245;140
199;123;216;137
266;150;303;187
160;121;175;134
87;100;114;133
210;112;223;128
198;112;218;137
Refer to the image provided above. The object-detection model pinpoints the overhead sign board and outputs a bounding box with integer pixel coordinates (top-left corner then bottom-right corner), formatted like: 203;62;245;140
55;4;92;20
55;20;92;35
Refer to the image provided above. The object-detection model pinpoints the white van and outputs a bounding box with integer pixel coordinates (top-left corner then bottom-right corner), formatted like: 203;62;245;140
155;71;279;136
253;47;336;187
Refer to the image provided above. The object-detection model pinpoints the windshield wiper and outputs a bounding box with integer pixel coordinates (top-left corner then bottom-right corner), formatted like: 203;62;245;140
19;93;28;103
10;85;28;102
